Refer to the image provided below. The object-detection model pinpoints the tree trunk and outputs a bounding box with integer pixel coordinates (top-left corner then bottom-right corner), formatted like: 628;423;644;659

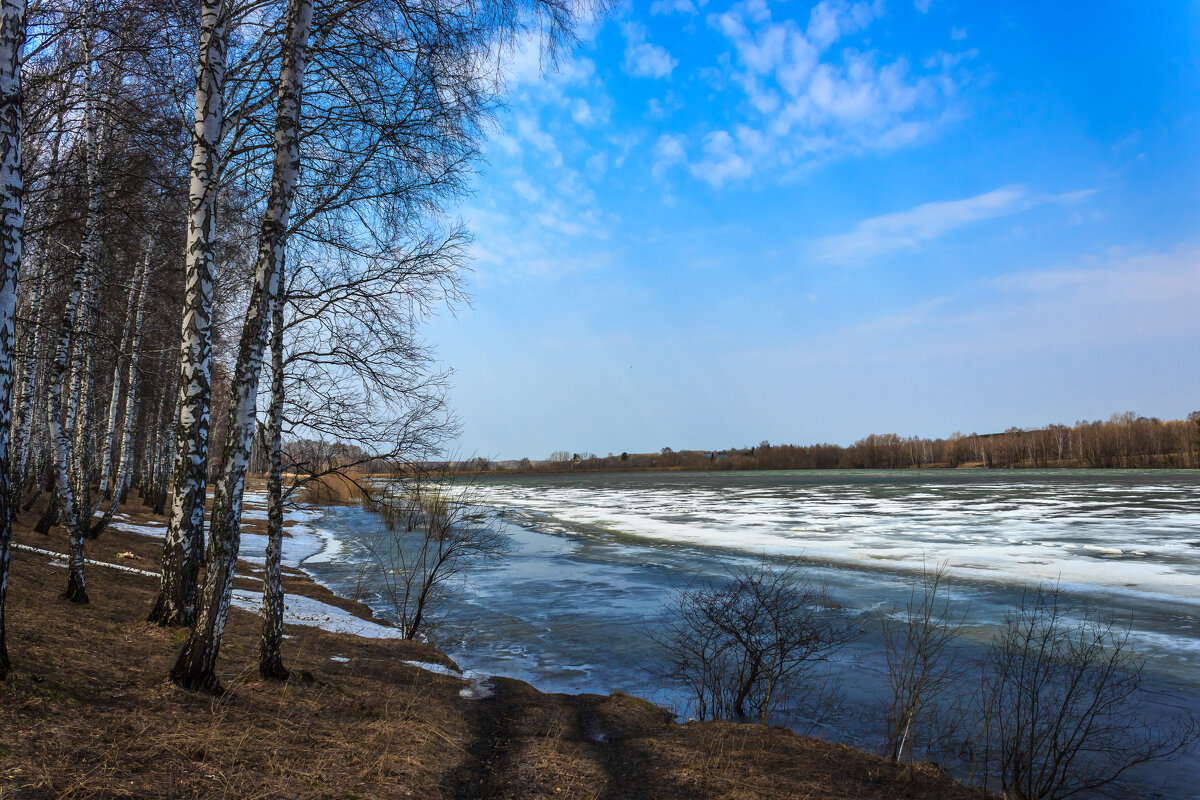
173;0;311;693
47;7;106;598
88;234;153;539
259;257;288;681
150;0;229;627
8;250;46;506
97;262;139;500
0;0;25;679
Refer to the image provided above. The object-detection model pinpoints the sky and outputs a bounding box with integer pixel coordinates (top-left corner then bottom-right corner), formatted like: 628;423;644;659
425;0;1200;460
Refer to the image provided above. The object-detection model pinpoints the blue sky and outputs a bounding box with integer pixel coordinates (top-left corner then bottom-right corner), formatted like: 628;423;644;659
427;0;1200;460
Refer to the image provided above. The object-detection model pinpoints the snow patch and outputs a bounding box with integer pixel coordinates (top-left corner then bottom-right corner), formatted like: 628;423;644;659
228;589;403;639
402;660;462;678
14;544;159;578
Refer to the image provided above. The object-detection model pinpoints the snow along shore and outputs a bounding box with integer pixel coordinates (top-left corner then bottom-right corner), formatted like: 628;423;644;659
24;500;493;693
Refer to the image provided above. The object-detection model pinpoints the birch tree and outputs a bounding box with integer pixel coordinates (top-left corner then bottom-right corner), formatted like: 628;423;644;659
0;0;26;679
258;251;287;680
148;0;230;626
172;0;312;693
43;0;116;599
149;0;284;626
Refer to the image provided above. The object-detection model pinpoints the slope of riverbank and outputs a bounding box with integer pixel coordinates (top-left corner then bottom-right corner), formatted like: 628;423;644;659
0;495;989;799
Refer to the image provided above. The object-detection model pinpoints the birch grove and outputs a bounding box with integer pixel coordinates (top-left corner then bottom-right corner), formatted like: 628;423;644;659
0;0;587;686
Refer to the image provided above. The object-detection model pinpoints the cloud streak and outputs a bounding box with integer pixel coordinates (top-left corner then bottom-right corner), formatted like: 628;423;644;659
814;185;1096;263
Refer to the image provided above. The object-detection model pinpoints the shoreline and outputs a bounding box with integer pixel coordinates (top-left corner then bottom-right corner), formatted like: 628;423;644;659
1;490;992;799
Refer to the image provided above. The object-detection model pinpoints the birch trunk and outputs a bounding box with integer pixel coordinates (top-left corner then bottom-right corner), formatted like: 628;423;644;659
88;236;152;538
259;254;288;681
47;7;105;597
150;0;229;626
172;0;312;693
98;265;140;499
0;0;25;678
47;260;89;600
9;249;46;500
114;246;153;501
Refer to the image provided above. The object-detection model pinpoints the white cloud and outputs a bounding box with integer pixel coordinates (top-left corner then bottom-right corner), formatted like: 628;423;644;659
623;22;679;79
806;0;881;50
585;151;608;177
914;0;933;12
652;133;688;178
514;116;563;168
950;26;967;40
512;178;542;202
815;186;1096;263
650;0;706;14
685;0;970;185
689;130;754;186
571;98;600;126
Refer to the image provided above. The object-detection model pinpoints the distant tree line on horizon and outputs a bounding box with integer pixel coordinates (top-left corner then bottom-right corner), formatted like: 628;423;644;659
481;412;1200;473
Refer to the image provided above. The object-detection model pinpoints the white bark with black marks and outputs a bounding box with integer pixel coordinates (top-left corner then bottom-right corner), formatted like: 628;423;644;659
172;0;312;693
89;234;154;539
259;253;287;681
0;0;25;678
151;0;229;627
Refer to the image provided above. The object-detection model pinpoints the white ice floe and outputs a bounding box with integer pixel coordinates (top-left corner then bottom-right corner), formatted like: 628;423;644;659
108;496;343;575
475;477;1200;603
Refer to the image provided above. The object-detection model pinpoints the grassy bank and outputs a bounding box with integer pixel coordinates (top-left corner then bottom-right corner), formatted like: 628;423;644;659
0;498;988;799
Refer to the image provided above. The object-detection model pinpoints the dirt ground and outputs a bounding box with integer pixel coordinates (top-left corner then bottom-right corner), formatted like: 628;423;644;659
0;494;991;799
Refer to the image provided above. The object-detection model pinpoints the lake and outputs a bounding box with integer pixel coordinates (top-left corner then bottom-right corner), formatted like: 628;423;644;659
296;469;1200;798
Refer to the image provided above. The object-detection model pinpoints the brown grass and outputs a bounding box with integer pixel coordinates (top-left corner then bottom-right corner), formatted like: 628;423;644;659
296;472;368;505
0;495;993;799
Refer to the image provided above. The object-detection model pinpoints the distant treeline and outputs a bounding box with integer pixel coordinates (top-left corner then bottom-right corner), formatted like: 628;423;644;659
478;412;1200;473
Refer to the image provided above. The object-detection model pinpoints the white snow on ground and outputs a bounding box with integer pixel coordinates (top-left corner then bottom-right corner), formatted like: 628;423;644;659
458;674;494;699
223;592;492;693
229;589;405;639
402;660;461;678
14;543;159;578
238;491;345;568
34;500;496;693
109;514;168;539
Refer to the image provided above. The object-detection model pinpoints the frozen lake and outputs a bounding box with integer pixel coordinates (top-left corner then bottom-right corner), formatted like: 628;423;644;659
296;470;1200;798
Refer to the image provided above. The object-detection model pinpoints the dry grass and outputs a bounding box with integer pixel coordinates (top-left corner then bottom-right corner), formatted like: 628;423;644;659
0;495;993;799
296;473;368;505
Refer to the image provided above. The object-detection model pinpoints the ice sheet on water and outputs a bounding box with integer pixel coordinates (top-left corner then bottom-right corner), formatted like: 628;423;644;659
472;473;1200;602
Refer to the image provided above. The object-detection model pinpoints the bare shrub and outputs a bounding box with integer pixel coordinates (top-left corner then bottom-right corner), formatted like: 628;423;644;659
366;475;506;640
652;560;857;725
976;585;1195;800
879;560;968;764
